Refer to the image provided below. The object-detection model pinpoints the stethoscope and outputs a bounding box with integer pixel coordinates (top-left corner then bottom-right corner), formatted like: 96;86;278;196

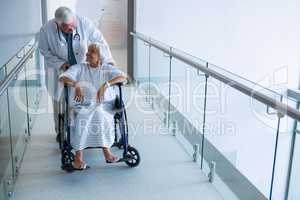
56;22;80;42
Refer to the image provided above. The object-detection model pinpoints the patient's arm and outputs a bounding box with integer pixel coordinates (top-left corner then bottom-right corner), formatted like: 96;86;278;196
106;75;126;86
59;76;77;87
96;75;125;102
59;76;85;103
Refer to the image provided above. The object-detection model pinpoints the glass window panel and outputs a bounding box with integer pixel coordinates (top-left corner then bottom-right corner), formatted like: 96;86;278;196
7;66;29;181
203;77;282;198
149;47;170;117
0;90;13;199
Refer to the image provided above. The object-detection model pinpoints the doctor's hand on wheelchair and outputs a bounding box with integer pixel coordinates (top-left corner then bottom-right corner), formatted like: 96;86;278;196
60;62;71;71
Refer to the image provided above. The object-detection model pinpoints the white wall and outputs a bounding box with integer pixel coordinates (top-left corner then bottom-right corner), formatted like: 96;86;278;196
136;0;300;90
0;0;42;66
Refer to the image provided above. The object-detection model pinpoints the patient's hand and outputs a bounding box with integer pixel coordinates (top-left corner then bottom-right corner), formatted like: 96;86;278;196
74;83;84;103
96;84;108;103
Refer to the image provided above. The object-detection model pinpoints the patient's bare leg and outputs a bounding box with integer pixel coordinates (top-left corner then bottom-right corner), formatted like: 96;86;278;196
74;150;84;168
102;147;118;162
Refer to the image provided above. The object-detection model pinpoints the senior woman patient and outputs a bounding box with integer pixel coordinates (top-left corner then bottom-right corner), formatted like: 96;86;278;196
59;43;126;170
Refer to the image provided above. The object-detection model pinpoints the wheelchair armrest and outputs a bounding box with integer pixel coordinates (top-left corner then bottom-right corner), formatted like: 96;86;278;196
114;82;125;108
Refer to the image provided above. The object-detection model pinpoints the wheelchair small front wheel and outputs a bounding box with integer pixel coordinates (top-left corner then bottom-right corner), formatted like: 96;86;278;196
125;146;140;167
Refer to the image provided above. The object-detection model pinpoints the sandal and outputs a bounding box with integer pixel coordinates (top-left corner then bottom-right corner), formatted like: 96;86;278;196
106;156;120;163
73;163;91;171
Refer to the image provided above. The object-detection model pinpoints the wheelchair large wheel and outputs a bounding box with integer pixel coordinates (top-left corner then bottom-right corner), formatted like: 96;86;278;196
57;113;64;149
124;146;140;167
61;150;74;172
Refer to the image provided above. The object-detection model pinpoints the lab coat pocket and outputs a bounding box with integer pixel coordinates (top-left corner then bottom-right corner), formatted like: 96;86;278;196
57;44;68;60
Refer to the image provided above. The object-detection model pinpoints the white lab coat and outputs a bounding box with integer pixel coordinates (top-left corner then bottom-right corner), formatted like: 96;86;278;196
39;15;114;101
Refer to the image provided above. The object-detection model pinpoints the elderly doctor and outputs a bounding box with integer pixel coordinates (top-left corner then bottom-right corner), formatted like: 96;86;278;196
39;7;114;140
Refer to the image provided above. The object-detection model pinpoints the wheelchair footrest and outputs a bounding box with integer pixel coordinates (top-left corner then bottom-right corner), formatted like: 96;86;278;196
118;154;134;163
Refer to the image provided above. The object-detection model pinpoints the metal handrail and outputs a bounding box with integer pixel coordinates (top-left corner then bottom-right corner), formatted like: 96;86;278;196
0;38;35;71
0;42;38;96
131;32;300;121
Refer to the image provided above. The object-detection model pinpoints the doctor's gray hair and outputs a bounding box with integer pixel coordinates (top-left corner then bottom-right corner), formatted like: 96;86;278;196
55;7;75;24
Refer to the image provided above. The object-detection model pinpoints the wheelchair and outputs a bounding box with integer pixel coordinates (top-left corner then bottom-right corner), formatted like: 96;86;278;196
58;83;140;172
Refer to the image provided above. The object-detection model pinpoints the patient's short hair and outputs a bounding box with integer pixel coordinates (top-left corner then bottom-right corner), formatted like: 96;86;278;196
89;43;102;59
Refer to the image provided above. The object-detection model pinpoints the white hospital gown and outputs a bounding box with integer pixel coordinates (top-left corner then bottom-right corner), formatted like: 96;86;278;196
59;63;123;150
